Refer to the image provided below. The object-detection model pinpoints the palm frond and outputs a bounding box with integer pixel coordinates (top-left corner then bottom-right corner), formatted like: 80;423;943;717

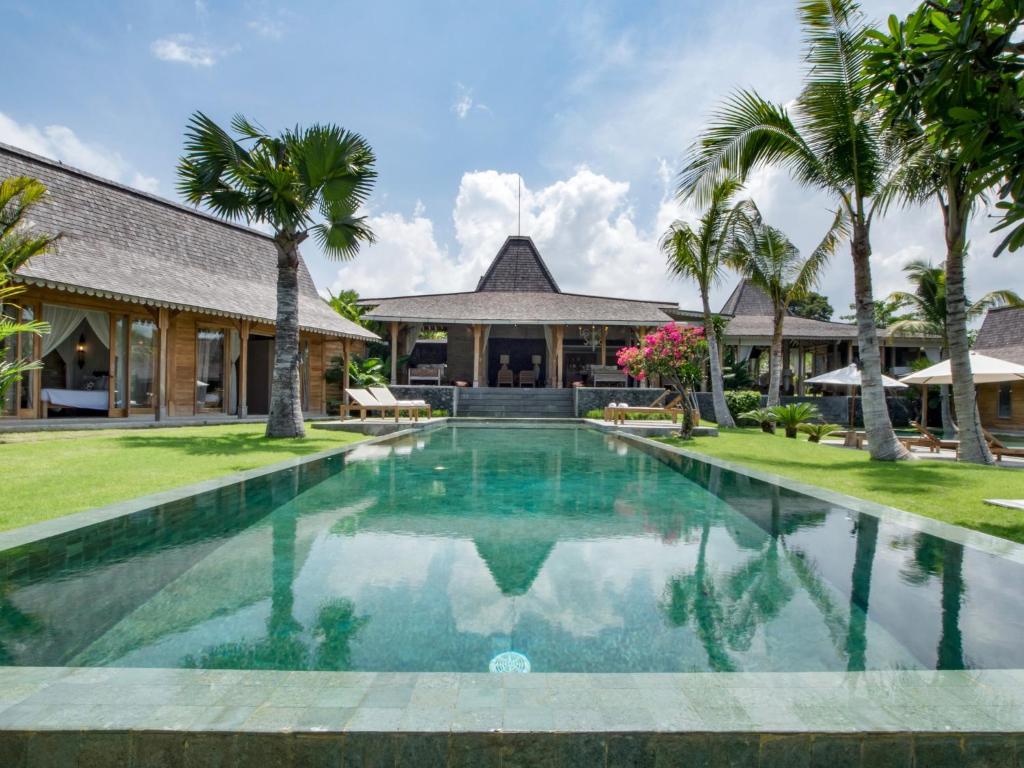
678;91;825;205
792;206;847;296
967;289;1024;319
312;199;376;260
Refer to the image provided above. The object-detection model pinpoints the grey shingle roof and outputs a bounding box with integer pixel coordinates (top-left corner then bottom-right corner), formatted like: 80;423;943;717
975;306;1024;365
362;234;677;326
0;142;376;341
362;290;677;325
719;280;777;316
475;236;560;292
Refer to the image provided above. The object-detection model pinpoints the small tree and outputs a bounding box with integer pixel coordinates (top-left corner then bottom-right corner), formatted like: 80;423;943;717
1;177;57;407
616;323;706;439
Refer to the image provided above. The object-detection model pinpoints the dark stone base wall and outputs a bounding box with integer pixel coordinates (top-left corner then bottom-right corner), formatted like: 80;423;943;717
574;387;666;417
0;728;1008;767
388;386;457;416
694;392;912;427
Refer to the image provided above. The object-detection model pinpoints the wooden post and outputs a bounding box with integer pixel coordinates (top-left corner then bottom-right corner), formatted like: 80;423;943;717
472;324;482;387
238;319;250;418
555;326;564;389
155;308;170;421
600;326;607;366
847;341;854;366
390;321;399;385
796;344;805;395
342;338;351;408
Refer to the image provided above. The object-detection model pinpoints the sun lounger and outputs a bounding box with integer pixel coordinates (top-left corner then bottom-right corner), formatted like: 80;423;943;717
343;389;401;422
901;421;960;454
607;392;682;424
369;387;430;421
983;429;1024;463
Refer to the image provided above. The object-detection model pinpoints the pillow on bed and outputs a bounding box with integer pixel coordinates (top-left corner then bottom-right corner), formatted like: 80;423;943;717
83;379;96;391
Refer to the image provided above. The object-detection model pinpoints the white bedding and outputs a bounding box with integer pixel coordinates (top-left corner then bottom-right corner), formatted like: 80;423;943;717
41;388;109;410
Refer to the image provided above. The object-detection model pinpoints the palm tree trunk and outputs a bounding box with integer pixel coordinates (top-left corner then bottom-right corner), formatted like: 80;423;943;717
844;513;878;672
767;306;784;407
702;296;735;427
851;223;909;460
939;385;956;437
942;186;993;464
936;540;964;670
267;239;306;439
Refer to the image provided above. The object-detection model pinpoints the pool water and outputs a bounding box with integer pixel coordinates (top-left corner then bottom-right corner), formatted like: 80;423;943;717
2;425;1022;674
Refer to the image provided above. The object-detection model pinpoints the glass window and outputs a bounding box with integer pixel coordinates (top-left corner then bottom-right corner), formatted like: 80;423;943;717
18;305;35;411
113;316;127;411
130;319;156;409
196;329;225;411
998;384;1012;419
1;304;16;415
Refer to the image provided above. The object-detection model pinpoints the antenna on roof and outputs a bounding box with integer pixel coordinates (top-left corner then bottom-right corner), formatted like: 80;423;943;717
517;174;521;236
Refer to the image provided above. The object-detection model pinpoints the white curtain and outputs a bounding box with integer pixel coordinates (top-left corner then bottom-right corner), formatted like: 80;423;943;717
41;305;86;361
42;304;111;363
924;346;942;362
737;344;753;363
478;325;492;384
229;329;241;414
543;325;554;384
404;323;423;356
197;332;214;407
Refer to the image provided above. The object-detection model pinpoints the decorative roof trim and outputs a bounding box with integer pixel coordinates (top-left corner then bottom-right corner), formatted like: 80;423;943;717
13;275;378;341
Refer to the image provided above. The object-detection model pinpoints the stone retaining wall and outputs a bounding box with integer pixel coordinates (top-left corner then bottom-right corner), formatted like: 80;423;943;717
388;386;457;416
694;392;913;426
573;387;666;417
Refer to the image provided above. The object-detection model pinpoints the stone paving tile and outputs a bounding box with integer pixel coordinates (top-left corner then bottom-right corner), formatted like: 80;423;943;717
552;708;608;732
344;706;406;732
397;732;449;767
131;731;184;768
313;686;370;708
182;732;237;768
25;731;78;768
361;685;414;709
236;732;292;767
455;685;504;710
558;732;607;768
502;707;555;732
607;733;656;768
293;733;345;768
501;733;562;768
448;732;501;768
760;733;812;768
399;706;454;732
450;707;503;732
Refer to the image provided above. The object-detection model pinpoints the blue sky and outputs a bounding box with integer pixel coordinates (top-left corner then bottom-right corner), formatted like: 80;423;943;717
2;0;1018;313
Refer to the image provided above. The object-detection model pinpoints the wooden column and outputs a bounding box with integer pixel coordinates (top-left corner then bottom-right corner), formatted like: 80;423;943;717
555;326;564;389
796;344;805;395
847;341;854;365
342;338;351;407
238;320;250;418
599;326;607;366
155;308;170;421
472;324;482;387
390;321;399;385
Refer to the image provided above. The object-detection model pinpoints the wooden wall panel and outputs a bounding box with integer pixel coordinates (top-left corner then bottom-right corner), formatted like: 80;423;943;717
171;314;196;416
978;382;1024;431
307;336;324;415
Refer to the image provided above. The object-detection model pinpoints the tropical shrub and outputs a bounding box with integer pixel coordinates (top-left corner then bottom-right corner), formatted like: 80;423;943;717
724;390;761;420
769;403;821;439
738;407;776;434
798;422;842;444
616;323;707;439
431;409;449;417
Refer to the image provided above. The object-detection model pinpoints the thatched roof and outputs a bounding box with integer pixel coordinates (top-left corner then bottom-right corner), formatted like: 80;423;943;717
0;142;377;341
717;280;936;345
361;235;678;326
975;306;1024;365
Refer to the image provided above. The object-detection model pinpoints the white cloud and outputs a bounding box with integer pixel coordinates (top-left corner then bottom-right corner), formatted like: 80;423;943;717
0;112;159;194
247;17;284;39
150;34;223;67
451;83;488;120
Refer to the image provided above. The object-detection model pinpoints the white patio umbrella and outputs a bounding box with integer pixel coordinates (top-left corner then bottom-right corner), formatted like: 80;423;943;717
898;351;1024;385
804;364;907;442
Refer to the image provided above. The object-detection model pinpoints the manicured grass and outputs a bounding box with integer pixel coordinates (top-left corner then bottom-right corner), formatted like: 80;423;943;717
0;423;366;532
659;428;1024;545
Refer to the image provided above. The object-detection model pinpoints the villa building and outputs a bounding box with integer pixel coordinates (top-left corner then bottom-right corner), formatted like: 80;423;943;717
974;305;1024;431
0;142;377;421
359;236;687;388
715;280;940;395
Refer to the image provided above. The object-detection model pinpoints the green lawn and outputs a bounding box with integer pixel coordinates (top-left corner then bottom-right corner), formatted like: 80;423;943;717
659;428;1024;545
0;423;366;532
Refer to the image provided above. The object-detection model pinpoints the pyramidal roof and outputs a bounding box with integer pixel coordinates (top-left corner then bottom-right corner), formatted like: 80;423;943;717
719;280;777;316
475;236;560;293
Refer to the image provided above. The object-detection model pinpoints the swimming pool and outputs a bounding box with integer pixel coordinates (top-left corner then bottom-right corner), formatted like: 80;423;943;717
1;424;1022;675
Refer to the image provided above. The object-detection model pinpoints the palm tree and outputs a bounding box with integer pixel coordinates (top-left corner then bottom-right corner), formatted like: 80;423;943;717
728;203;839;406
177;113;377;438
887;260;1021;450
662;177;747;427
679;0;910;460
1;177;57;407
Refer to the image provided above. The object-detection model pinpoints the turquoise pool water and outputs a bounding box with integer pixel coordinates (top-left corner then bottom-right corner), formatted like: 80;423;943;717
1;425;1022;673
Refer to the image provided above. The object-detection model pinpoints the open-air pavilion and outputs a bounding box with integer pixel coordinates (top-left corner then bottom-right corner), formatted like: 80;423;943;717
358;236;689;389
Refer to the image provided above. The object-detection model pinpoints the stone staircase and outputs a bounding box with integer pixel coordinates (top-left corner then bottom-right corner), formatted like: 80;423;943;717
457;388;575;418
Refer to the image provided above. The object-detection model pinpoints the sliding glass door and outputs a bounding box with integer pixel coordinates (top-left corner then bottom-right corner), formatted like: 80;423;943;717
129;320;156;410
196;328;226;412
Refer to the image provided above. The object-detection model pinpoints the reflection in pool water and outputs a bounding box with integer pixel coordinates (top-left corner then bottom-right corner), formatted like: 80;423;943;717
1;426;1021;673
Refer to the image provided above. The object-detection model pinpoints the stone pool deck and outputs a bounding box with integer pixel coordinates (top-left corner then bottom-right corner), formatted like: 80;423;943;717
1;665;1023;766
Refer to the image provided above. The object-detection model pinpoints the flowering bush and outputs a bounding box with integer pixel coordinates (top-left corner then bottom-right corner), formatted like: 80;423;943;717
616;323;707;438
616;323;706;387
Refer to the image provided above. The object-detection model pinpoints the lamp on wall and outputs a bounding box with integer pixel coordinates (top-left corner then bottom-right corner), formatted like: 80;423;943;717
76;333;87;369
